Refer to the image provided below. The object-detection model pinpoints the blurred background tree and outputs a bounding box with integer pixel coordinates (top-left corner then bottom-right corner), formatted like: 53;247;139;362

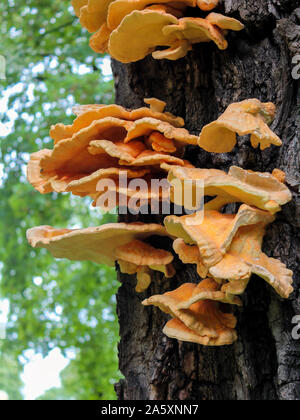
0;0;120;400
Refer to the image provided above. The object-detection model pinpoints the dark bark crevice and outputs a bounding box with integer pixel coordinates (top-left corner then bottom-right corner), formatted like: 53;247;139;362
112;2;300;400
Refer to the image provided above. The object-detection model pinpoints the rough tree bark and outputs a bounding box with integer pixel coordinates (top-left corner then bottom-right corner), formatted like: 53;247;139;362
112;0;300;400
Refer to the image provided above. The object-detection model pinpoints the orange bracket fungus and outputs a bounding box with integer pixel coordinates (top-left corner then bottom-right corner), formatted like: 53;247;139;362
165;204;276;267
106;0;194;31
27;96;294;346
27;99;196;208
165;204;294;299
115;240;175;292
73;0;115;33
165;164;292;214
108;9;244;63
197;0;219;11
50;98;184;144
27;223;174;292
143;278;238;346
209;224;294;299
72;0;242;62
154;13;244;60
198;99;282;153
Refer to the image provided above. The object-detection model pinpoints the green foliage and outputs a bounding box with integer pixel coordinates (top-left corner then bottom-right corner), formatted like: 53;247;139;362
0;352;23;400
0;0;120;400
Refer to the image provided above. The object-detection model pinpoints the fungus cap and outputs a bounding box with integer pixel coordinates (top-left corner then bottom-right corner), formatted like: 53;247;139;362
175;278;242;307
89;23;112;53
163;318;237;346
166;165;292;213
143;278;238;345
272;168;286;184
224;225;294;298
206;12;244;31
88;139;147;163
65;167;150;195
144;98;167;113
152;40;192;60
107;0;195;30
108;9;178;63
162;16;235;51
115;239;173;267
120;150;185;167
27;223;169;267
88;139;185;166
197;0;219;11
173;238;201;264
125;117;198;146
116;240;174;292
72;0;88;17
147;132;177;153
50;100;184;143
198;99;282;153
27;147;124;195
164;204;275;268
78;0;115;32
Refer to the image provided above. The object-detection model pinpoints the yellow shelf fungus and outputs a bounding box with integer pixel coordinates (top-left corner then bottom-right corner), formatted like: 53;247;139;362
27;97;294;346
71;1;243;62
27;99;195;208
165;164;292;214
27;223;174;292
165;205;293;299
198;99;282;153
143;278;238;346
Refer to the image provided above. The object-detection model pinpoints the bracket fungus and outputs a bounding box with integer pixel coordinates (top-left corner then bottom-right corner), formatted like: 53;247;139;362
197;0;219;11
166;205;293;299
50;98;184;144
27;95;294;347
210;224;294;299
124;117;198;146
108;9;244;62
106;0;194;30
72;0;115;32
27;99;197;208
165;164;292;214
72;0;88;18
198;99;282;153
115;240;175;292
108;9;178;63
27;223;174;292
165;204;276;267
156;13;244;59
143;278;238;345
27;222;169;265
72;0;242;62
89;23;112;53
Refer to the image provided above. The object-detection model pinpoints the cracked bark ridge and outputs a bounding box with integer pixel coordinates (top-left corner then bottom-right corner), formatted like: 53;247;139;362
112;1;300;400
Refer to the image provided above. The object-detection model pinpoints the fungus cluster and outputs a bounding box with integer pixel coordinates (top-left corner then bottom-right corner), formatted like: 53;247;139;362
27;98;294;347
72;0;244;62
198;99;282;153
27;223;175;293
27;98;197;210
143;278;239;346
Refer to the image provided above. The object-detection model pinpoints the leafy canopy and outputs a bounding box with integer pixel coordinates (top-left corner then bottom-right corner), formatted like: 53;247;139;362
0;0;120;400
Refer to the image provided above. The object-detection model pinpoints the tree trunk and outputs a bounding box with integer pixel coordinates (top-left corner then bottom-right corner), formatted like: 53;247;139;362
112;1;300;400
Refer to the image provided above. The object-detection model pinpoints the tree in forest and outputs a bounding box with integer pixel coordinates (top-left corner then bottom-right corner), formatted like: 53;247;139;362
110;1;300;400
